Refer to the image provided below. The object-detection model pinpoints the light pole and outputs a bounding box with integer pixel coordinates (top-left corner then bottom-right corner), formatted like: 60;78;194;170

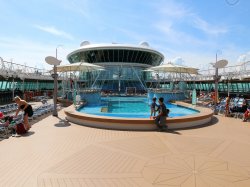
214;53;219;105
52;64;58;116
212;56;228;113
73;73;77;105
227;73;233;97
45;55;61;117
55;45;64;115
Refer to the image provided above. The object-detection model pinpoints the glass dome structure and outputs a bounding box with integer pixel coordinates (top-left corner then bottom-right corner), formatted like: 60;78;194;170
67;42;164;93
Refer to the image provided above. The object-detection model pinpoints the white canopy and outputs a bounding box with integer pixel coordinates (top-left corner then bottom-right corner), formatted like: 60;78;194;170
148;63;198;74
55;62;104;72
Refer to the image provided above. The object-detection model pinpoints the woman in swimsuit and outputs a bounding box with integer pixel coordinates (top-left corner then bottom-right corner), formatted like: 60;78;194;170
14;96;33;131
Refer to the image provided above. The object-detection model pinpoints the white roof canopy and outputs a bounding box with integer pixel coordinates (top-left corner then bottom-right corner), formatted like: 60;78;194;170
148;63;199;74
55;62;104;72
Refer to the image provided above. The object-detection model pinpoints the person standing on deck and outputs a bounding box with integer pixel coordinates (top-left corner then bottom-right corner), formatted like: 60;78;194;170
13;96;33;131
150;97;158;118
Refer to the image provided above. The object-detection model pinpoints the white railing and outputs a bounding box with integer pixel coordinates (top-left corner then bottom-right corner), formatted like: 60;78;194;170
146;62;250;82
0;57;63;81
196;63;250;81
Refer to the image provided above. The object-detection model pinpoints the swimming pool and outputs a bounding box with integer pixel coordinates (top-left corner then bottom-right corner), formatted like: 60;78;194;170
78;97;199;118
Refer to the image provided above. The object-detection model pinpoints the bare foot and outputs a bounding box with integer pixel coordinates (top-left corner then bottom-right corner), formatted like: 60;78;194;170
24;123;30;131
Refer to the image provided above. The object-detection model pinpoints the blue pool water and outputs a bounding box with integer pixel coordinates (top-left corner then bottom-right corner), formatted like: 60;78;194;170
78;97;199;118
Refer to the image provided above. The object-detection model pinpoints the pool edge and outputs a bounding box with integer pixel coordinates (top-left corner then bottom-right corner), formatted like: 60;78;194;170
64;102;214;131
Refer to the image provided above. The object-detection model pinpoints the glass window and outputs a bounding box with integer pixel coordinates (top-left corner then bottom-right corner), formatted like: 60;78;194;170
68;49;163;65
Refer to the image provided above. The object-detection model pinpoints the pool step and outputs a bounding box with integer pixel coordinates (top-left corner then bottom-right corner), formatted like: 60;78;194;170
101;107;108;112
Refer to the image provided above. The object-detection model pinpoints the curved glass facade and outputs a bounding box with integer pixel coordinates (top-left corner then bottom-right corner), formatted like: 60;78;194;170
67;46;164;93
89;65;148;93
68;49;163;66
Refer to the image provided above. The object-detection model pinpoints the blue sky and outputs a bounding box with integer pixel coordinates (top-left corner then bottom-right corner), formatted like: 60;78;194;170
0;0;249;70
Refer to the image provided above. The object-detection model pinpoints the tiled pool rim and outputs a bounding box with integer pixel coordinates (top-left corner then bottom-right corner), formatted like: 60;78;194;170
64;102;213;131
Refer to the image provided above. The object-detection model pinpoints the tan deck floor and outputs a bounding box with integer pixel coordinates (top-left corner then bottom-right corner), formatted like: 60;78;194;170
1;108;250;187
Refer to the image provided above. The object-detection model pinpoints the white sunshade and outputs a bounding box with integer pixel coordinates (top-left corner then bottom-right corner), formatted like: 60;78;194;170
148;63;199;74
55;62;105;72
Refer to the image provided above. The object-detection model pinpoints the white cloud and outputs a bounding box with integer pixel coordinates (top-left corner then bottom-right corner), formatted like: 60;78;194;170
153;0;228;42
0;37;75;70
236;51;250;64
60;0;91;19
154;0;190;18
237;54;247;64
154;22;207;46
171;57;185;65
191;16;228;35
34;25;74;40
161;57;186;65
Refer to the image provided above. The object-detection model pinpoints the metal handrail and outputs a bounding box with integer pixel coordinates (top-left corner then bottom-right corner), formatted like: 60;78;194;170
0;57;63;80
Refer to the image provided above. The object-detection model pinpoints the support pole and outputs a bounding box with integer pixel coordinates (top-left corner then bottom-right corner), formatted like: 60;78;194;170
52;65;58;116
214;52;220;104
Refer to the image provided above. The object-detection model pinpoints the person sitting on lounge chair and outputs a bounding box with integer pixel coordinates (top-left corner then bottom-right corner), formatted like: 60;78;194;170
243;105;250;122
